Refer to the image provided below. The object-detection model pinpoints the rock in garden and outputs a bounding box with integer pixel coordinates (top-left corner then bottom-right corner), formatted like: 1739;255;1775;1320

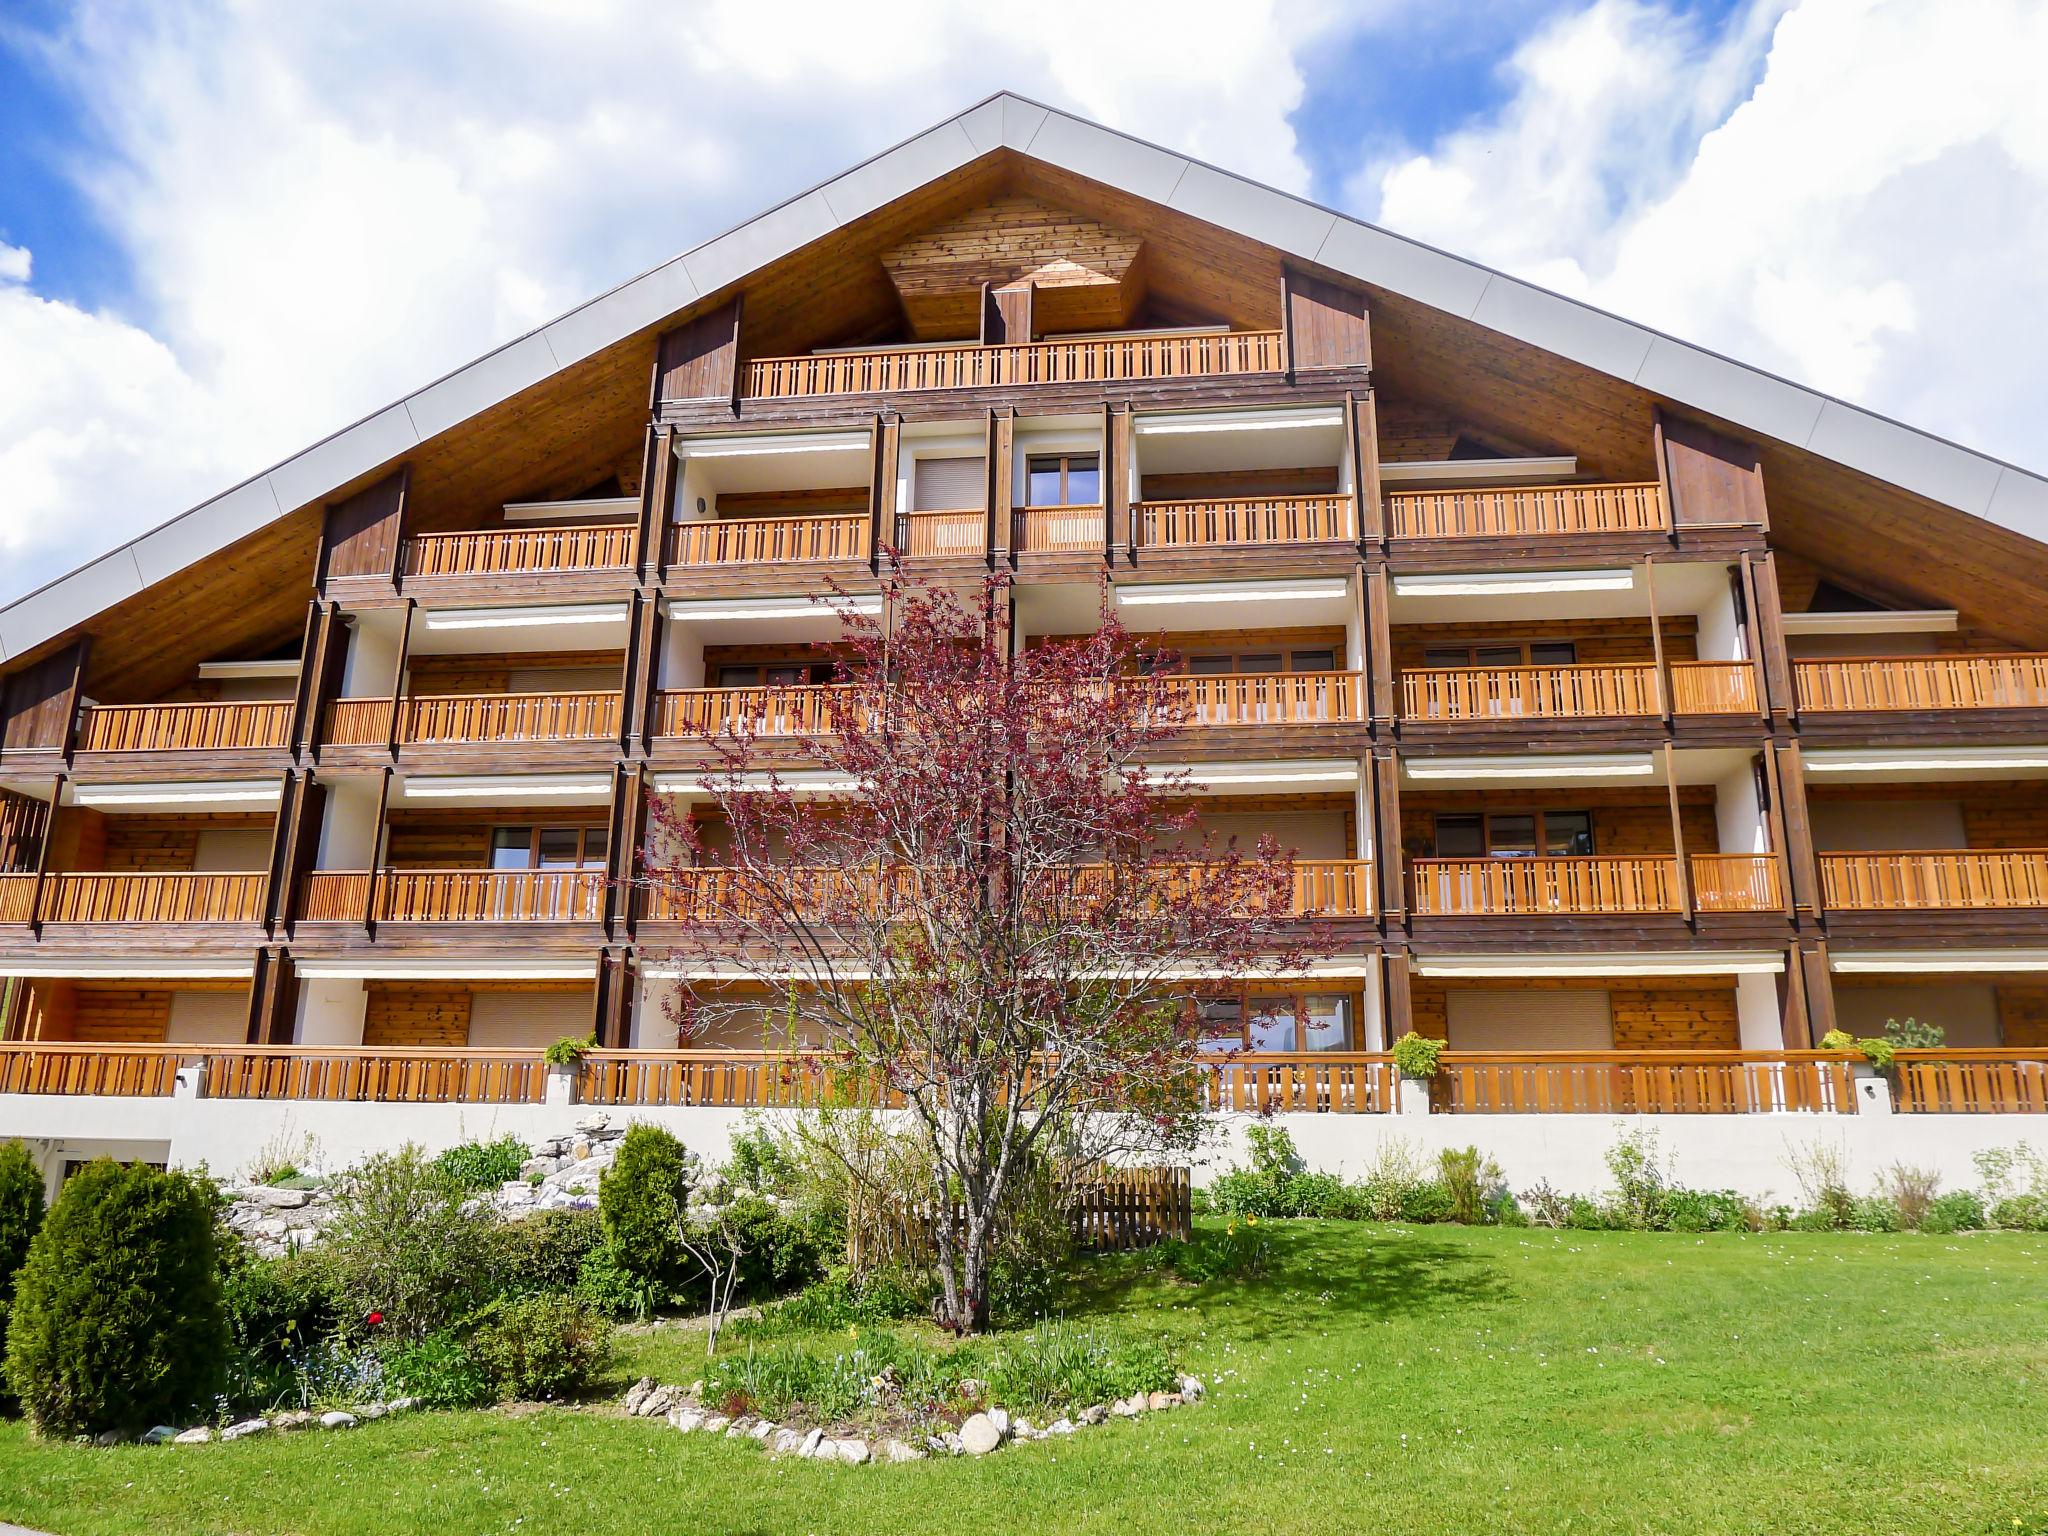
1079;1404;1107;1425
574;1112;610;1134
796;1428;824;1459
771;1428;804;1455
221;1419;270;1441
641;1385;683;1418
388;1397;420;1413
882;1438;925;1462
700;1414;731;1435
749;1421;776;1441
141;1425;179;1445
93;1430;125;1447
1147;1391;1171;1411
835;1438;871;1465
1178;1375;1204;1401
669;1408;703;1433
1048;1418;1075;1435
173;1427;213;1445
1111;1396;1142;1418
272;1409;315;1431
321;1412;357;1430
246;1186;312;1209
959;1414;1003;1456
357;1403;388;1420
724;1416;753;1437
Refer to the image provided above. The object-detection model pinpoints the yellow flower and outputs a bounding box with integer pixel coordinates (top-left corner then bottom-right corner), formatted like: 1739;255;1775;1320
1246;1215;1259;1227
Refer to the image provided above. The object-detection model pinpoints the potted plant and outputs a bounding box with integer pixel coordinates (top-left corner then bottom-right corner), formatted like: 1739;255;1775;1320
1390;1031;1443;1116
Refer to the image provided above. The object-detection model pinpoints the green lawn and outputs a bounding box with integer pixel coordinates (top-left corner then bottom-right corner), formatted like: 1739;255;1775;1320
4;1222;2046;1535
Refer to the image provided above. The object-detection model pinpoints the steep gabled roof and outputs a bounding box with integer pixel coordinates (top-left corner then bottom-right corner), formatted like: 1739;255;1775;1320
4;89;2044;665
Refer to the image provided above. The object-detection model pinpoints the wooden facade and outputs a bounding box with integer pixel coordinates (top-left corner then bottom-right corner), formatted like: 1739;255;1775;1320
3;139;2045;1111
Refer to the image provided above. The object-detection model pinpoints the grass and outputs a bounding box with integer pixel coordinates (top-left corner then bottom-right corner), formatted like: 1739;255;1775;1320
4;1221;2047;1535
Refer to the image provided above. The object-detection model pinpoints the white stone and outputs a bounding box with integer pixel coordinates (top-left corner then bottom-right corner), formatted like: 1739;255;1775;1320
221;1418;270;1442
882;1437;925;1462
357;1403;388;1420
797;1428;825;1459
835;1438;871;1465
1178;1375;1204;1401
93;1429;125;1447
244;1185;313;1209
700;1414;731;1434
388;1397;420;1413
172;1426;213;1445
987;1407;1010;1435
1146;1391;1172;1411
320;1411;357;1430
141;1425;179;1445
272;1409;316;1431
1111;1396;1142;1418
959;1414;1003;1456
771;1428;804;1455
1079;1404;1107;1425
749;1420;776;1441
669;1408;704;1433
957;1377;987;1401
1047;1418;1075;1435
725;1416;753;1437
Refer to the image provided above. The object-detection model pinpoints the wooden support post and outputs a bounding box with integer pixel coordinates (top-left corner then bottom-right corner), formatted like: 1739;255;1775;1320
1381;946;1413;1043
363;767;392;939
1108;407;1135;560
1773;741;1822;922
384;600;415;759
245;946;299;1046
1365;564;1396;726
26;775;59;937
989;409;1014;564
1644;555;1671;727
1797;941;1836;1045
1746;550;1797;724
1664;743;1691;922
591;947;635;1049
869;414;895;571
637;425;673;585
1373;750;1405;923
1734;559;1770;722
259;771;297;939
1350;390;1385;546
601;765;633;943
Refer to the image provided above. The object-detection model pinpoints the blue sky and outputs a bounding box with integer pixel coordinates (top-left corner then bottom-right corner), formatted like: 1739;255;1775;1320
1;0;2043;605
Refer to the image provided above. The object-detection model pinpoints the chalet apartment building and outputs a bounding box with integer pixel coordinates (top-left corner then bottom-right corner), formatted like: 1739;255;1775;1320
2;95;2046;1183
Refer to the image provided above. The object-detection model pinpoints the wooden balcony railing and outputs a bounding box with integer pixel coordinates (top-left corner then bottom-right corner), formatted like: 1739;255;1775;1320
1135;494;1354;549
1892;1050;2048;1114
893;511;986;558
300;869;606;923
576;1050;881;1109
1689;853;1784;912
37;872;268;925
1156;670;1364;726
1410;856;1682;916
1793;654;2048;712
0;874;35;925
75;699;294;753
638;859;1375;923
657;685;856;738
1195;1053;1395;1114
1440;1051;1857;1114
1402;664;1658;720
402;523;635;579
741;331;1286;399
1387;482;1667;540
326;693;621;746
1013;505;1104;553
1668;660;1760;714
1819;850;2048;910
200;1046;549;1105
0;1043;188;1098
668;513;871;567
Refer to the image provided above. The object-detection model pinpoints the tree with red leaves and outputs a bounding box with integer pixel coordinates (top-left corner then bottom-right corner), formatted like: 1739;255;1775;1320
642;569;1329;1333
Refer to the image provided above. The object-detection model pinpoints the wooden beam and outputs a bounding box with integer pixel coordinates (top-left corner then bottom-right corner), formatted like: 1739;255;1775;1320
1746;550;1797;725
1644;555;1671;727
1664;743;1691;923
26;774;59;939
1365;564;1396;726
363;766;392;939
1798;941;1836;1044
383;600;415;759
1773;741;1821;922
1381;945;1413;1043
1373;749;1405;922
872;414;899;570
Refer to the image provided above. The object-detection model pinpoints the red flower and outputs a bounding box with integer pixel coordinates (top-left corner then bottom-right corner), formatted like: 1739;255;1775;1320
366;1311;384;1328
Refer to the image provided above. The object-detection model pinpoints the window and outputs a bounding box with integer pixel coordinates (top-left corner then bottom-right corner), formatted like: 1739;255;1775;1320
490;826;609;870
1197;993;1351;1052
1433;811;1594;858
1178;647;1336;676
911;455;987;512
1025;454;1100;507
715;661;839;688
1422;640;1577;668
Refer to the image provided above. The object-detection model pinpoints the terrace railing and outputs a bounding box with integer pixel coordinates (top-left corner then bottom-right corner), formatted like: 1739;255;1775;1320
742;331;1286;399
402;523;635;578
1410;856;1683;916
1794;654;2048;712
1819;850;2048;910
1135;494;1353;550
1387;481;1666;540
74;700;294;753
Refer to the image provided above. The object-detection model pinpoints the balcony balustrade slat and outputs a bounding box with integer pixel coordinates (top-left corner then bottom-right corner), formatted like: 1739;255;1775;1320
1441;1051;1857;1114
1410;856;1683;915
1667;660;1760;715
1156;670;1363;726
1892;1050;2048;1114
1135;494;1354;549
893;511;986;558
1387;482;1666;539
0;873;35;925
1793;654;2048;711
401;524;635;578
36;872;268;925
75;700;295;753
1688;853;1784;912
668;513;871;567
1819;850;2048;910
1014;505;1105;553
1401;664;1659;720
742;331;1286;399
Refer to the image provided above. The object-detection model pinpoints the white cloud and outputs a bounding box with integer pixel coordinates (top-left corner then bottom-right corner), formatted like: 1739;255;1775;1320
1356;0;2048;465
1;0;1332;602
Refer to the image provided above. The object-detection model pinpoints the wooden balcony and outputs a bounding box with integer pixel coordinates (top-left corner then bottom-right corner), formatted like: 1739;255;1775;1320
300;869;605;923
1411;856;1682;915
1893;1050;2048;1114
638;859;1375;922
1400;661;1758;720
202;1046;550;1104
1;873;37;924
1195;1054;1395;1114
1441;1051;1856;1114
1387;481;1666;540
0;1043;189;1098
401;523;635;579
1135;494;1354;550
1819;850;2048;910
326;692;621;747
1689;853;1784;912
667;513;870;567
1794;654;2048;712
893;511;985;558
1013;505;1104;553
35;872;268;925
741;331;1286;399
1158;670;1364;726
74;699;294;753
657;685;856;738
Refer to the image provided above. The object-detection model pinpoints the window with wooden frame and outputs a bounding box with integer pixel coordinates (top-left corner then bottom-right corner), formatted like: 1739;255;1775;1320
714;660;843;688
1166;646;1339;677
1194;992;1352;1053
1432;810;1594;858
1421;640;1577;668
489;825;610;871
1025;453;1100;507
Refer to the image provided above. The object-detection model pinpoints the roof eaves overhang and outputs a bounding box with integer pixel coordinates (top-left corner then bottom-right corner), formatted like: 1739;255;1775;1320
5;89;2044;665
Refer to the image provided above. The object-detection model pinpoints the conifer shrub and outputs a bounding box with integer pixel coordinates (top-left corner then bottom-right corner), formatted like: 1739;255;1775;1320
4;1160;227;1436
597;1124;693;1306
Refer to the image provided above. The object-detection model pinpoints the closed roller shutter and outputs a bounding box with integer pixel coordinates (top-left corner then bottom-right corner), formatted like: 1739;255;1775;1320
1446;989;1614;1051
913;455;986;512
166;989;249;1045
468;990;592;1048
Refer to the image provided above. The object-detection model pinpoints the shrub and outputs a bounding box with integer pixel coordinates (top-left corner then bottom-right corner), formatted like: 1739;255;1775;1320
1879;1163;1941;1230
1438;1145;1502;1225
1655;1188;1752;1233
1398;1179;1455;1224
1605;1129;1669;1228
0;1141;45;1312
715;1195;828;1302
726;1119;803;1198
434;1136;530;1192
1817;1029;1856;1053
1989;1194;2048;1231
380;1331;494;1409
487;1207;605;1296
597;1124;693;1304
324;1146;500;1340
1849;1196;1904;1233
1391;1031;1444;1079
571;1242;648;1318
4;1160;227;1436
1881;1016;1945;1050
1855;1037;1897;1072
1519;1180;1571;1229
543;1035;591;1066
1921;1190;1986;1234
467;1294;614;1401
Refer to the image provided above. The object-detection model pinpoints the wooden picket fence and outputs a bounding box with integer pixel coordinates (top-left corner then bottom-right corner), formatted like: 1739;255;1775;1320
847;1166;1191;1268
